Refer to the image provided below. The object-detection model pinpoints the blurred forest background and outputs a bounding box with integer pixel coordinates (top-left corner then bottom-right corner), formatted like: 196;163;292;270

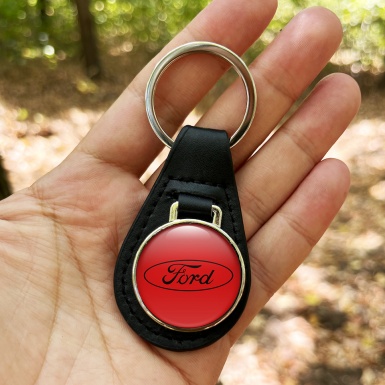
0;0;385;384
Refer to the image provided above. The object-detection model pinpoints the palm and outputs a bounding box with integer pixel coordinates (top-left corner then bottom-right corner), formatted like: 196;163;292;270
0;1;360;384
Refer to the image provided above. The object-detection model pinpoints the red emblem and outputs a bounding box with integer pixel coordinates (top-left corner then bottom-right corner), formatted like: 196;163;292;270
133;221;244;330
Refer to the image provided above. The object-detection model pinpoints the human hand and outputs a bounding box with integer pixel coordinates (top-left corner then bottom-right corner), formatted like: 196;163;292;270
0;0;360;384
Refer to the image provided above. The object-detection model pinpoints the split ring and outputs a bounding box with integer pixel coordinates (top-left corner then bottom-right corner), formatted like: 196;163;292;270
145;41;257;148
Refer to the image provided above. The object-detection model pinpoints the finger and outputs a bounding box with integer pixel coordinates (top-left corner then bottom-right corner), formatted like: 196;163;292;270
237;73;360;238
229;158;350;341
76;0;277;176
145;6;344;187
200;6;344;168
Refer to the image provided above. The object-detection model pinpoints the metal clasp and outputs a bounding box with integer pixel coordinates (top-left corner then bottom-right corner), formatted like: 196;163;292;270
169;201;222;227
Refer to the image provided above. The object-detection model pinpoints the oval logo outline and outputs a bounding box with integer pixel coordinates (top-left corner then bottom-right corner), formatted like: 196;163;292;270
143;259;234;292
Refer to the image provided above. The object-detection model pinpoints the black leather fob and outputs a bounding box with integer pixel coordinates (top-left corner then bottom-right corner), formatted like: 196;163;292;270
114;125;250;351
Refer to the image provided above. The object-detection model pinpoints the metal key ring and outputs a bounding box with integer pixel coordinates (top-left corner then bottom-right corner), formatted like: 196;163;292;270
145;41;257;148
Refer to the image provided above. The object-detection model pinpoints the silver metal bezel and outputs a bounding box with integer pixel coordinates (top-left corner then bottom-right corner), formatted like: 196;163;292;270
145;41;257;149
132;219;246;332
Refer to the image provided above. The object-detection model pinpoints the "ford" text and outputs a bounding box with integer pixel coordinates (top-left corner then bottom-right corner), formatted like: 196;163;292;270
162;263;214;285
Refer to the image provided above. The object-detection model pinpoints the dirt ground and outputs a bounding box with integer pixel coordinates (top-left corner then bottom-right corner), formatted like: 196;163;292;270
0;57;384;384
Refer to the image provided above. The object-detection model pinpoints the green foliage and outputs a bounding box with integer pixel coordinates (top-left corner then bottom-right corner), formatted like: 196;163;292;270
261;0;385;72
0;0;384;72
0;0;209;63
90;0;210;54
0;0;78;62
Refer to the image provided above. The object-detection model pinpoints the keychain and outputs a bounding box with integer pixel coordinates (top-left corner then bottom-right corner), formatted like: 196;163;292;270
114;41;257;351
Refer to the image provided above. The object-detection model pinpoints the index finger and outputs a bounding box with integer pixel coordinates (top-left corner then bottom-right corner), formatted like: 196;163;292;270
76;0;277;176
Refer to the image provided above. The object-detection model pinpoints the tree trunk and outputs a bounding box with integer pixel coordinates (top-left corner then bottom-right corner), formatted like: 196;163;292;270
73;0;101;78
0;158;12;200
39;0;48;23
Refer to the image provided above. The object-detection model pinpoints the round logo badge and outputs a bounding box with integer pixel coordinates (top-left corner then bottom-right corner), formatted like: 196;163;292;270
132;220;245;331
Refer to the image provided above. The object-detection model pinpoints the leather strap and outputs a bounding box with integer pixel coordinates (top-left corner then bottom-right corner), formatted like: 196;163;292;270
114;125;250;351
178;193;213;222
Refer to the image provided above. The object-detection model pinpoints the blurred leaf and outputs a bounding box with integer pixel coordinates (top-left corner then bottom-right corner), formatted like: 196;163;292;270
75;79;99;94
16;108;29;121
304;292;322;306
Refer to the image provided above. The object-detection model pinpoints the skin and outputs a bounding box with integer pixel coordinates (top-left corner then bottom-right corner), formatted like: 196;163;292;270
0;0;361;384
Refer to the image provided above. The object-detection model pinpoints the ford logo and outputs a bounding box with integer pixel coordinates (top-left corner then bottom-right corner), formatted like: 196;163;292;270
144;260;234;292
